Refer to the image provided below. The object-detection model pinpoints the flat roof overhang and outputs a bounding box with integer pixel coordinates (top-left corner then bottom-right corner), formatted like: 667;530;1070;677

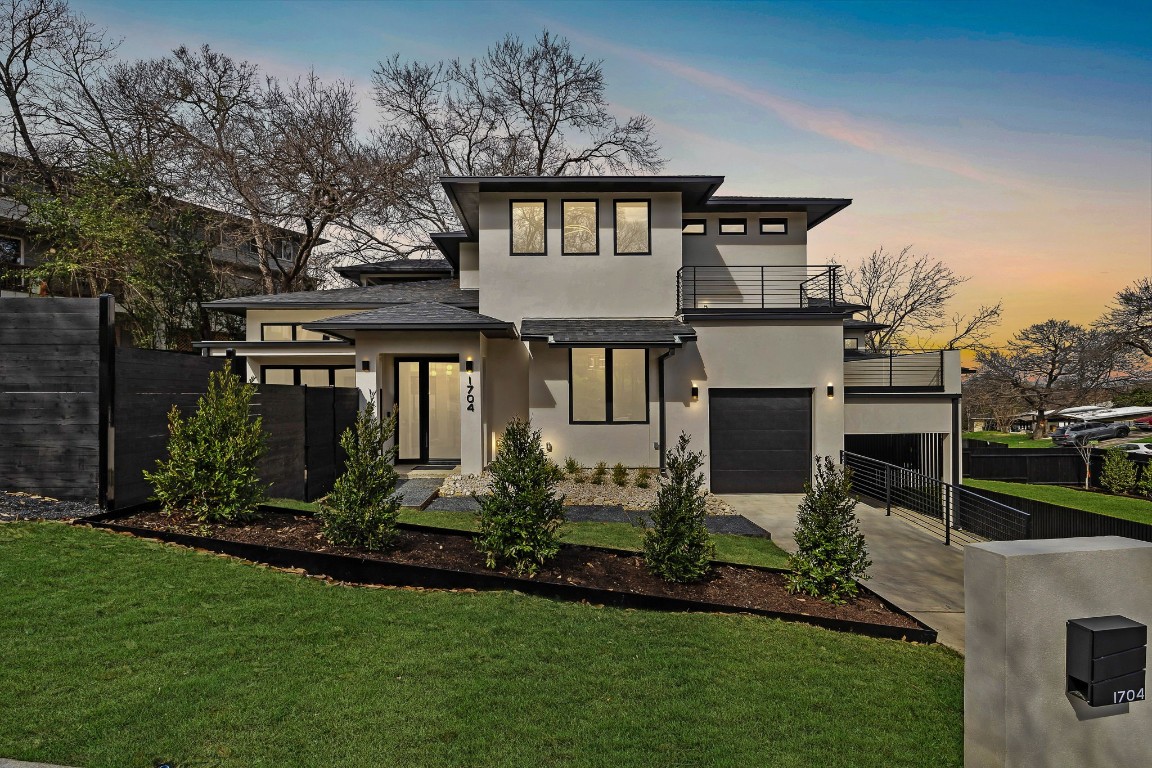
519;318;697;348
683;197;853;230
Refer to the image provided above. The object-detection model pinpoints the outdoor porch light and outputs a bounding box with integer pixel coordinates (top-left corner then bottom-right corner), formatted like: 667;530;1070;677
691;385;699;401
545;442;553;452
827;383;835;398
225;348;235;358
361;359;370;371
465;356;474;373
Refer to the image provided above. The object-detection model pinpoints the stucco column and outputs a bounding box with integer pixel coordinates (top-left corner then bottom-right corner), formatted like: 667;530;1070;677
459;335;485;474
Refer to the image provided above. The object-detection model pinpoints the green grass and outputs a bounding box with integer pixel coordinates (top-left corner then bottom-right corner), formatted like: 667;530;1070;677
964;430;1056;448
964;479;1152;525
0;522;962;767
276;501;792;570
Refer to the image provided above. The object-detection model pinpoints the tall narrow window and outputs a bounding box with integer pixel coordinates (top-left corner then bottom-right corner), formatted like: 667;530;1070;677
570;348;649;424
562;200;598;254
510;200;546;254
614;200;650;254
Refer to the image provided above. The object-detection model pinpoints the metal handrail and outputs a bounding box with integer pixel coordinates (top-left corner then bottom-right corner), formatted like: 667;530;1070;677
844;350;945;389
677;265;845;311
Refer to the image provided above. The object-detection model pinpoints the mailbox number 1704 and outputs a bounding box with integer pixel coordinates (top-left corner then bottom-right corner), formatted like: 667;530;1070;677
1113;688;1145;704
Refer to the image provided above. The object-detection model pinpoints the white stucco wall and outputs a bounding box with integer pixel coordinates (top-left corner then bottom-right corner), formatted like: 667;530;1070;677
844;395;960;482
244;308;374;341
458;242;479;290
664;319;846;487
477;191;683;323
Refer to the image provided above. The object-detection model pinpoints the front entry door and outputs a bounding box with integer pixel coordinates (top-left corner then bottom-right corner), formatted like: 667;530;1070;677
396;358;461;465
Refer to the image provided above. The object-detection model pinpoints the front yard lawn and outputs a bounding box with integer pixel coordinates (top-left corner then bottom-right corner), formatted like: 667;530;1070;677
963;479;1152;525
964;431;1054;448
0;522;962;768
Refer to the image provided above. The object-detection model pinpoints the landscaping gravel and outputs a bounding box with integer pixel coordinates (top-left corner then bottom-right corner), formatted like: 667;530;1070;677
0;491;100;521
704;515;770;538
564;505;632;524
395;478;443;509
425;495;482;512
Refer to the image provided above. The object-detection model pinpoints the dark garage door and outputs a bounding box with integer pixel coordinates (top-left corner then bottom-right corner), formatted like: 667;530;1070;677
709;388;812;493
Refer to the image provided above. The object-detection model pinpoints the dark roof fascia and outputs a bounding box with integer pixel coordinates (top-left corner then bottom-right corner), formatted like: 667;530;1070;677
440;175;726;237
519;335;695;349
333;259;453;281
191;340;352;350
429;231;470;271
844;320;888;332
681;308;861;321
682;197;853;230
304;321;515;339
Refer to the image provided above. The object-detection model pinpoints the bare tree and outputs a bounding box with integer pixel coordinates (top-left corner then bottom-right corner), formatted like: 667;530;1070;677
975;320;1142;438
962;368;1025;432
839;245;1002;352
1097;278;1152;357
360;29;665;260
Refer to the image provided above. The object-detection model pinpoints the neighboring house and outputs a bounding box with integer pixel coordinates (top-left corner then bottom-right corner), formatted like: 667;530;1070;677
198;175;962;492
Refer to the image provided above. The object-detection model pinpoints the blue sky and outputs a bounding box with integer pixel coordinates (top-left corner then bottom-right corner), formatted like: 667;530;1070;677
73;0;1152;339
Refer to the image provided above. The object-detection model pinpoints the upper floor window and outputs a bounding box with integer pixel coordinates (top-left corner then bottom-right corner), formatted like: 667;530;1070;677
844;337;860;351
570;347;648;424
719;218;747;235
682;219;706;235
0;235;21;265
760;218;788;235
510;200;546;255
261;323;335;342
614;200;650;254
563;200;598;254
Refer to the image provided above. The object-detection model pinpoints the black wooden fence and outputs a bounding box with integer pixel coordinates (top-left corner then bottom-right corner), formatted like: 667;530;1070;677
1;296;360;508
964;487;1152;543
962;442;1149;487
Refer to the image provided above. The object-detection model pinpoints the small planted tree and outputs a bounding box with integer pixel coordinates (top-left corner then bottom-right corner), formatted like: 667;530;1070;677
643;433;715;583
476;418;566;576
1100;447;1138;495
787;457;871;605
611;462;629;487
318;401;402;551
146;368;266;523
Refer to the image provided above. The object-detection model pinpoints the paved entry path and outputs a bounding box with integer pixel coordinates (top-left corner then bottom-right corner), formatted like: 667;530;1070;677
721;494;967;654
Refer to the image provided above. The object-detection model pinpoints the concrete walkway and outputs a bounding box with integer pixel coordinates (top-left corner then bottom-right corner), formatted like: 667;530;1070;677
0;760;82;768
722;494;967;653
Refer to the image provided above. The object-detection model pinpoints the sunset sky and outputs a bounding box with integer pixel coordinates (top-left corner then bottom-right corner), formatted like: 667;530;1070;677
73;0;1152;346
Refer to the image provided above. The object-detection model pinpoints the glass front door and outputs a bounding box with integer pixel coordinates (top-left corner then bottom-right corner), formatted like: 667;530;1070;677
396;358;460;464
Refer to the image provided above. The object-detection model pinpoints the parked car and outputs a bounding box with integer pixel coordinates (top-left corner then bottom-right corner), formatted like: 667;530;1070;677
1114;443;1152;456
1051;421;1131;446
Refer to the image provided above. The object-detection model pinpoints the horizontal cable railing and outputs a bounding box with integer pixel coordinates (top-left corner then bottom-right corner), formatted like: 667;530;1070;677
677;265;845;311
844;350;945;390
843;451;1031;547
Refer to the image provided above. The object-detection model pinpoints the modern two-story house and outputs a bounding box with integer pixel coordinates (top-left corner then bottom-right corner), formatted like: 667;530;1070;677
198;175;962;493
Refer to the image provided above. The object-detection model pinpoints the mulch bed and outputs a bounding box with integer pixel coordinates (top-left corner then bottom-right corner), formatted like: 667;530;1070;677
115;509;919;631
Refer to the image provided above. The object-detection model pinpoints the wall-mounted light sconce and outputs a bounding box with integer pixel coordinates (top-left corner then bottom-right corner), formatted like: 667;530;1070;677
465;357;474;373
361;359;370;372
827;383;835;399
691;386;700;401
545;442;553;453
225;348;235;358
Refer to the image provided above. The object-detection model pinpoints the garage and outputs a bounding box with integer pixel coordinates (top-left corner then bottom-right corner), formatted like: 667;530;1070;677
708;388;813;493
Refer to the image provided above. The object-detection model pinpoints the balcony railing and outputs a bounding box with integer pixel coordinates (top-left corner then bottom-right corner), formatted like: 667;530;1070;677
676;265;847;312
844;350;945;391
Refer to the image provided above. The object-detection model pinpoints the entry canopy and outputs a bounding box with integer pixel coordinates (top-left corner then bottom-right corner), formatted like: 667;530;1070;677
303;302;516;340
519;318;697;347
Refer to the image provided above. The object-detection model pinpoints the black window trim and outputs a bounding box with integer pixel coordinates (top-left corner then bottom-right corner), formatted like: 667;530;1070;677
760;217;789;235
718;217;748;236
561;198;600;255
613;199;652;255
260;364;356;387
568;347;650;425
844;337;860;350
0;233;23;265
259;322;334;342
682;218;707;236
509;198;548;256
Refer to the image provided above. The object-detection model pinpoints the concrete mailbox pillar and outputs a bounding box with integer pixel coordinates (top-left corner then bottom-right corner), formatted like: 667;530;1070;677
965;537;1152;768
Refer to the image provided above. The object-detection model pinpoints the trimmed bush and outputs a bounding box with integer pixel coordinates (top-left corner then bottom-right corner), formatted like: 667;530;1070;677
318;401;402;551
146;368;266;523
563;456;582;477
1100;447;1138;495
634;466;653;489
476;418;566;576
590;461;608;485
643;433;715;583
611;462;629;487
786;456;871;605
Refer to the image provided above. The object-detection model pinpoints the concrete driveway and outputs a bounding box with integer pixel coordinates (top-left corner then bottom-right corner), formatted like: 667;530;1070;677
722;493;967;653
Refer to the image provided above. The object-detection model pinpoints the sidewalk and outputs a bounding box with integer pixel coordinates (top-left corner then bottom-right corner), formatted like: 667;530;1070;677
722;494;967;653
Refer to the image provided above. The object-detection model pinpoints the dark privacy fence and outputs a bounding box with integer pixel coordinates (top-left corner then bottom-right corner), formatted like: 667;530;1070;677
962;442;1149;488
964;487;1152;543
1;296;359;507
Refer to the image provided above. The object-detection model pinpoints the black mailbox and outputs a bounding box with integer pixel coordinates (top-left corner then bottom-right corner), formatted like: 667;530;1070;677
1067;615;1147;707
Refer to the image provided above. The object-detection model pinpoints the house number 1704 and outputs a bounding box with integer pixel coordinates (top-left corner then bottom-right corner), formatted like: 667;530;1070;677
466;376;475;412
1113;688;1145;704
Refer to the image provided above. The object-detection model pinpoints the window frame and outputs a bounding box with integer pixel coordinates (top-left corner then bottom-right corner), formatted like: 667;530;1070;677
568;347;650;425
0;234;23;265
613;199;652;255
509;199;548;256
844;337;860;351
260;322;297;341
561;198;600;255
259;323;334;342
759;217;788;235
681;218;707;236
260;364;356;387
718;218;748;236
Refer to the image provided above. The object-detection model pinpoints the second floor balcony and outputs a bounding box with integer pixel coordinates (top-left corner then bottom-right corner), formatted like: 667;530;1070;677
677;265;854;315
844;350;950;393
